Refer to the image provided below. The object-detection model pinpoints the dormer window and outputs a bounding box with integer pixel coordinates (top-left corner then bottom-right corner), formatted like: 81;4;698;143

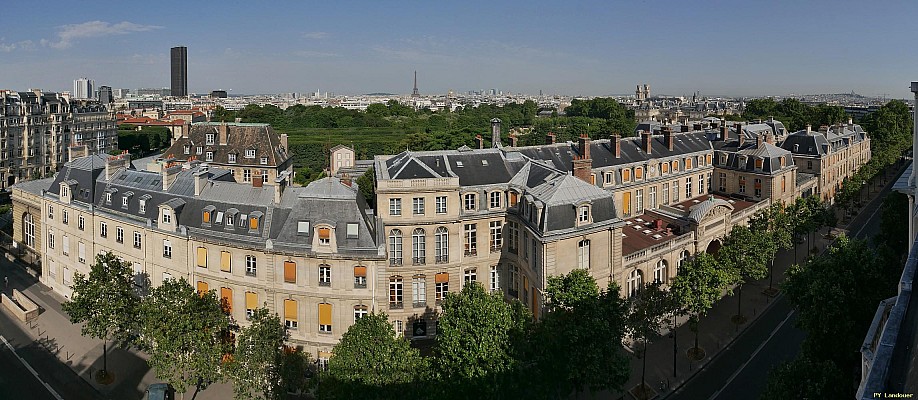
622;169;631;183
202;205;215;224
225;209;237;228
205;151;213;161
228;153;237;163
106;192;112;203
122;196;129;207
245;149;256;158
604;172;614;185
184;145;190;155
754;159;764;169
206;133;215;145
162;209;172;224
318;227;331;245
635;167;644;180
248;211;263;231
578;205;591;224
196;146;203;155
260;157;268;165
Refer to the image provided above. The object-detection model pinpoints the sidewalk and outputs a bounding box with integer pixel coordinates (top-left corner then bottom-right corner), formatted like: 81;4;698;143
0;257;235;400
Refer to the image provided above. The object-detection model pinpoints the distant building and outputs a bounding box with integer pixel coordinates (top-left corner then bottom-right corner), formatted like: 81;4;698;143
170;46;188;97
329;145;355;176
210;90;228;99
98;86;113;105
73;78;94;100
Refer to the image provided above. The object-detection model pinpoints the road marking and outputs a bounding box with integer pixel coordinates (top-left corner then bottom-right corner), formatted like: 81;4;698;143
0;334;65;400
707;310;795;400
853;202;883;239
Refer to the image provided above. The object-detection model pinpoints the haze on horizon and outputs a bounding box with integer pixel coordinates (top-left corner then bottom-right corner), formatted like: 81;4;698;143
1;0;916;99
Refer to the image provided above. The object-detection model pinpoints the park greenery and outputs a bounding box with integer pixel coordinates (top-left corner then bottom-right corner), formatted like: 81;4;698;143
116;124;173;157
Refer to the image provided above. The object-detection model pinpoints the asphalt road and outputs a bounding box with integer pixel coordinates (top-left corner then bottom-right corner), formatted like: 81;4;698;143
669;167;902;400
0;338;60;400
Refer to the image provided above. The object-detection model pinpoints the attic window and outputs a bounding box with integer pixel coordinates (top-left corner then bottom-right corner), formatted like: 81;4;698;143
456;161;464;167
346;223;359;238
260;157;268;165
184;145;190;155
117;175;126;180
215;211;224;224
318;227;331;244
481;160;488;166
297;221;310;234
206;133;215;145
228;153;237;164
245;149;256;158
134;177;142;183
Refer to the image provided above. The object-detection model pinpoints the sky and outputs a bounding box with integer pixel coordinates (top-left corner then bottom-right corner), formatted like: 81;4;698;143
1;1;917;98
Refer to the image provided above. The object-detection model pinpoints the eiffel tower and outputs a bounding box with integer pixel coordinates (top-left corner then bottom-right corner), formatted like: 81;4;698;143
411;71;419;97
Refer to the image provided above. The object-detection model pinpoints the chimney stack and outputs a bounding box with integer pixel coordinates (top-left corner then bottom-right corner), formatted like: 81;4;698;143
274;171;290;204
509;133;518;147
806;124;812;133
546;132;556;145
162;161;182;191
253;176;263;188
193;169;207;196
663;127;674;151
578;133;591;160
475;135;484;149
490;118;502;148
612;134;621;158
641;130;652;154
104;151;131;180
766;133;775;145
572;156;592;183
218;123;228;145
757;134;765;149
735;122;744;147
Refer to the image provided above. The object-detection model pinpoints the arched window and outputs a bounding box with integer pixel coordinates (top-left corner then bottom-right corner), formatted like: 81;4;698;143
412;228;426;265
678;250;690;272
577;240;590;269
628;269;643;297
23;213;34;247
388;229;402;265
435;227;449;263
654;260;668;284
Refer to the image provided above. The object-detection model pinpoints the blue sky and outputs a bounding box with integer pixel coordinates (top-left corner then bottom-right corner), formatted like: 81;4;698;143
1;1;917;97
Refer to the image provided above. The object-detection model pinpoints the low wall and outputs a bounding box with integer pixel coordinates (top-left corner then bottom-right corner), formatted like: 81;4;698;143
1;289;39;322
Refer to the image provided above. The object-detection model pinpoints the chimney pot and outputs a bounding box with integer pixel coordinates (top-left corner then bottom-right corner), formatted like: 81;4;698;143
641;131;652;154
612;134;621;158
475;134;484;149
663;128;674;151
578;134;591;160
253;177;263;188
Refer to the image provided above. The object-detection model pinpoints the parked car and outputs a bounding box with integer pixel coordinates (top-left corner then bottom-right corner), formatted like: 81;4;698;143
145;383;173;400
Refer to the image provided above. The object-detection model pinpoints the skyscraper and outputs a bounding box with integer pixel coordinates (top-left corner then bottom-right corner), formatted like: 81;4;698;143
73;78;94;99
171;46;188;97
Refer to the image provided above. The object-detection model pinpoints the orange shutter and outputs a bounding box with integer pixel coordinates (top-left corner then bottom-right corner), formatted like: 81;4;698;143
221;287;233;312
706;154;712;164
197;281;208;295
509;192;518;206
661;163;668;173
284;261;296;283
622;169;631;181
249;217;258;230
353;266;367;277
435;272;449;283
622;192;631;215
635;168;643;179
245;292;257;310
284;299;297;320
671;161;678;171
203;211;210;223
220;251;231;272
318;228;330;239
196;247;207;267
754;180;762;189
318;303;332;326
685;158;692;169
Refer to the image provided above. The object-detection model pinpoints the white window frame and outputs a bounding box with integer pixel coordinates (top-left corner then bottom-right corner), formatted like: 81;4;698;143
435;196;447;214
578;240;590;269
245;255;256;276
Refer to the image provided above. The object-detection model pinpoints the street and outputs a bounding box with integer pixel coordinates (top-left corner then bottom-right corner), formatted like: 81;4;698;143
0;336;61;400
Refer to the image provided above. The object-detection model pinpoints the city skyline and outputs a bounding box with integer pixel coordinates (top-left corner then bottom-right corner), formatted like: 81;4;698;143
1;1;917;98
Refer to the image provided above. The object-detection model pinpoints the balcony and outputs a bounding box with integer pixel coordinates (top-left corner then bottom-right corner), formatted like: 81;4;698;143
491;245;502;253
412;257;426;266
389;302;404;310
464;248;478;257
412;302;427;308
435;255;449;264
389;259;402;266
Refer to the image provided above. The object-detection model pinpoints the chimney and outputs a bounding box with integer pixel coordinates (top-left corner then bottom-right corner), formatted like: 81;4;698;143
475;135;484;149
193;169;207;196
806;124;812;133
490;118;502;147
341;173;352;187
572;156;592;183
218;123;228;145
509;133;518;147
766;133;775;145
719;124;728;141
641;131;652;154
757;134;765;149
546;132;556;145
680;124;689;133
578;133;591;159
735;122;744;147
274;171;290;204
663;127;674;151
162;162;182;191
612;134;621;158
253;176;263;188
280;133;289;151
654;219;664;230
104;151;131;180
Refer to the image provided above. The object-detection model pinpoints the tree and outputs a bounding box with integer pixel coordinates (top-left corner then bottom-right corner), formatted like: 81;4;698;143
750;203;793;291
436;282;531;398
62;251;139;381
759;355;846;400
355;167;376;206
278;349;312;397
718;225;769;321
137;278;230;396
320;312;427;399
529;276;630;398
626;282;673;397
670;252;731;357
229;307;288;400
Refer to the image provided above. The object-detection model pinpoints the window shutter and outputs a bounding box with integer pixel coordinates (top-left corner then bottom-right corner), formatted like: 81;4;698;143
220;251;231;272
435;272;449;283
196;247;207;267
203;211;210;223
249;217;258;230
221;287;233;312
197;281;208;295
353;266;367;277
283;261;296;283
623;192;631;214
318;228;330;240
318;303;332;326
284;299;297;320
245;292;257;310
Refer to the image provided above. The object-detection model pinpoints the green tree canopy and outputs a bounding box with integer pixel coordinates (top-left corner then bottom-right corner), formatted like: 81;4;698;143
626;282;673;391
229;307;289;400
670;252;732;351
759;354;846;400
544;268;600;310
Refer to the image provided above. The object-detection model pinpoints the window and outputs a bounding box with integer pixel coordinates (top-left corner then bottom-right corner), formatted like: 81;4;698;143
354;266;367;288
203;210;211;224
62;210;68;224
662;183;670;205
604;172;614;185
162;209;172;224
678;250;690;270
196;247;207;267
133;231;142;249
628;269;643;297
78;215;84;231
260;157;268;165
105;193;111;203
284;299;298;329
685;177;693;199
654;260;668;284
649;186;657;209
672;180;680;202
579;205;590;223
318;227;331;245
245;255;256;276
116;227;123;243
206;133;215;145
464;193;476;211
205;151;213;161
464;223;477;255
435;273;449;302
78;242;86;263
489;221;502;250
719;173;727;192
508;222;519;253
412;228;426;265
243;169;251;182
389;276;404;308
319;264;331;286
807;160;813;169
220;287;233;313
755;158;764;169
346;223;358;239
196;146;203;155
62;235;69;256
782;176;787;193
100;222;107;238
489;191;501;208
297;221;310;234
636;189;644;213
622;191;631;215
435;196;447;213
122;196;129;208
412;275;426;306
509;265;519;296
490;265;500;292
245;292;257;318
671;160;679;172
197;281;209;295
635;167;644;180
685;157;693;170
284;261;296;283
47;229;55;249
699;174;705;194
412;197;425;215
245;149;256;158
219;251;231;272
228;153;237;163
578;240;590;269
754;178;762;198
389;198;402;216
464;268;477;287
388;229;403;265
354;305;368;322
622;168;631;182
184;145;190;155
163;239;172;258
662;162;669;174
139;200;145;213
739;176;747;193
261;170;269;184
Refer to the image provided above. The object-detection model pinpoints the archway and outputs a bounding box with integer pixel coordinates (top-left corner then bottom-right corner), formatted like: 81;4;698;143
705;239;722;256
